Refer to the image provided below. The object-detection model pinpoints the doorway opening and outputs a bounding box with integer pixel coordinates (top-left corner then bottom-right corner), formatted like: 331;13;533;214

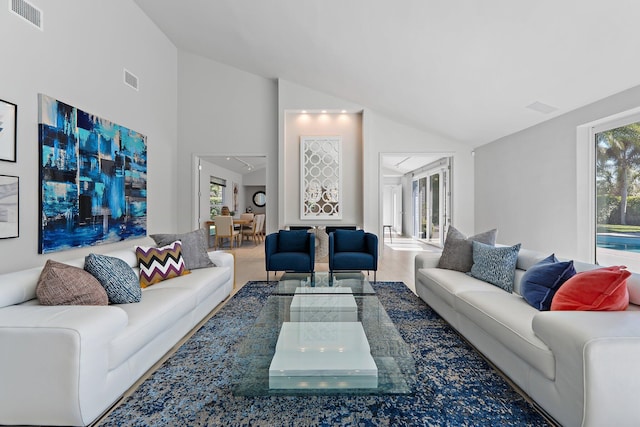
194;155;267;230
381;154;452;248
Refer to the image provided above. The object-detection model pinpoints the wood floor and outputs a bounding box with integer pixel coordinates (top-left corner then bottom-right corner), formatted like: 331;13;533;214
223;232;442;294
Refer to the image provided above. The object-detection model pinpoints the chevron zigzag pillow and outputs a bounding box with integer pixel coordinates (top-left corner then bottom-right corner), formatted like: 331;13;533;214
136;240;190;288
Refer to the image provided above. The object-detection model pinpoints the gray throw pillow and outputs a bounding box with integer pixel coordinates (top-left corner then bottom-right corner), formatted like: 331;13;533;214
438;226;497;272
84;254;141;304
150;229;215;270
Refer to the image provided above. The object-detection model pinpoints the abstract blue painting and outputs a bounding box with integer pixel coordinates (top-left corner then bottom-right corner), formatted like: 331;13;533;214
38;94;147;253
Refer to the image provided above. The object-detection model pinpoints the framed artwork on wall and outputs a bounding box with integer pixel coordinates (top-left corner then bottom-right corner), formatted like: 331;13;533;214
233;181;239;213
0;98;17;162
300;135;342;220
38;94;147;253
0;175;18;239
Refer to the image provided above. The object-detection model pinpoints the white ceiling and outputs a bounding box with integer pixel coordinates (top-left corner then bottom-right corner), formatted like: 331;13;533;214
381;155;444;176
201;156;267;176
134;0;640;147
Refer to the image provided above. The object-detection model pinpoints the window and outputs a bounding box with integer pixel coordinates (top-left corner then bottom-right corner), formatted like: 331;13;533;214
210;176;226;218
595;118;640;271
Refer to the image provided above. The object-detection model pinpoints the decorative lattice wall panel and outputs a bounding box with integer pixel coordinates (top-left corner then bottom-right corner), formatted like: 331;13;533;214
300;136;342;219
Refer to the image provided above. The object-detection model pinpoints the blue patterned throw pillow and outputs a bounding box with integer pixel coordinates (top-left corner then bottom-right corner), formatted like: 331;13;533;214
84;253;142;304
469;241;521;292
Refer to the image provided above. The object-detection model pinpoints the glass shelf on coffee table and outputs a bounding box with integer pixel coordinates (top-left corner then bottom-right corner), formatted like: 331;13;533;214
273;271;376;296
232;271;416;396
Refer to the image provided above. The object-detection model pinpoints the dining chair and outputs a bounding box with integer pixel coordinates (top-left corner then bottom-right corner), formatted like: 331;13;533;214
213;215;240;249
254;214;266;242
241;214;262;245
237;212;254;234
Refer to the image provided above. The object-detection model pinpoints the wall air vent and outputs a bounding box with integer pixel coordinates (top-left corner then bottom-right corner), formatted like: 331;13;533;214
123;69;139;91
9;0;43;30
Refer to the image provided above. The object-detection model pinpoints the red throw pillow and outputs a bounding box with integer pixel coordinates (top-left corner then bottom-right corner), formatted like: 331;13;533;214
550;266;630;311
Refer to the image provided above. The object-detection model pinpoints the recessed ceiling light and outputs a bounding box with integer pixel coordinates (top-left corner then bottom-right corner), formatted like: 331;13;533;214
341;110;347;113
526;101;558;114
301;110;307;114
321;110;327;113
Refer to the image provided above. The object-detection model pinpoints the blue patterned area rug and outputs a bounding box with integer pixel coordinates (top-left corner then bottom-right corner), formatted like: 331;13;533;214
98;281;550;426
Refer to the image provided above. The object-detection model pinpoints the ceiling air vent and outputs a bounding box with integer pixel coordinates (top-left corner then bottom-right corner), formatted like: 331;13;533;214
9;0;43;30
526;101;558;114
123;69;139;91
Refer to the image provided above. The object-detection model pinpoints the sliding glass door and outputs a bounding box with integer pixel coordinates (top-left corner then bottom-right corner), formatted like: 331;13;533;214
412;161;449;247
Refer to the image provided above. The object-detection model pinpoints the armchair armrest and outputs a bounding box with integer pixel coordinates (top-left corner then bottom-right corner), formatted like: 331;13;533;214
306;233;316;261
365;233;378;269
265;233;278;256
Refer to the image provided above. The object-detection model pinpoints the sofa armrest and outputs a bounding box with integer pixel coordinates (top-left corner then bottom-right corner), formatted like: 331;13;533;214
533;311;640;426
415;252;442;271
0;305;128;426
209;250;233;268
209;250;235;285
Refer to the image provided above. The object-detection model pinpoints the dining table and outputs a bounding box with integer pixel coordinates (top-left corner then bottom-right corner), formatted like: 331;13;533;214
204;218;253;248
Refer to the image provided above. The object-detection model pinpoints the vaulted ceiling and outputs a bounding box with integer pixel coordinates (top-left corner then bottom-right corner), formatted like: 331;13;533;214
135;0;640;147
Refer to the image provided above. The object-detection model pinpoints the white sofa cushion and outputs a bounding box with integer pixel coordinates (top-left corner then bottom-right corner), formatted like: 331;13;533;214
455;290;555;380
416;268;505;308
150;264;232;305
109;287;196;370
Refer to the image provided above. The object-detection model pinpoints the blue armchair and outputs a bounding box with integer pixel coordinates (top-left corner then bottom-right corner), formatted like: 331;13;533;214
328;229;378;282
265;230;315;282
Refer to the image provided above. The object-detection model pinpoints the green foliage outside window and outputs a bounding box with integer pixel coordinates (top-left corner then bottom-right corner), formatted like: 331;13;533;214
596;122;640;226
210;182;224;219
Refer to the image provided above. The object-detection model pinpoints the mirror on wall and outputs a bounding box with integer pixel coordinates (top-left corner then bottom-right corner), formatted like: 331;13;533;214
253;190;266;207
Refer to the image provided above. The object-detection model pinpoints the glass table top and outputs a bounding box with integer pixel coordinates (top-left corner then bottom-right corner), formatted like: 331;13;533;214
273;271;376;296
232;275;416;396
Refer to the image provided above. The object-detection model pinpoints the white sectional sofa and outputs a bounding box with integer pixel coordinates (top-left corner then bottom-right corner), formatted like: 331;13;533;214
415;248;640;427
0;237;234;426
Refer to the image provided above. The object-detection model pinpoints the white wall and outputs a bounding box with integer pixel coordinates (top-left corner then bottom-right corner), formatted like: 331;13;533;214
197;159;243;225
474;84;640;261
365;113;475;238
0;0;177;273
278;79;475;239
402;174;414;236
177;51;278;233
283;112;363;227
243;167;266;186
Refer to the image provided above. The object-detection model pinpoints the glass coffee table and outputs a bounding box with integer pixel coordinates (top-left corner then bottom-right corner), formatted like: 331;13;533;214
232;272;416;396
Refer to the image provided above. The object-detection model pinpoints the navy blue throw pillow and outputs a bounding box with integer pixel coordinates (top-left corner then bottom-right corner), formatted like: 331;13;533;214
521;254;576;311
84;254;141;304
335;229;366;252
278;230;308;252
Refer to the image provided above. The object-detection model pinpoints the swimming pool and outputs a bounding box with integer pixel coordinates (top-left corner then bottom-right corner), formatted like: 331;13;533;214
597;234;640;253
